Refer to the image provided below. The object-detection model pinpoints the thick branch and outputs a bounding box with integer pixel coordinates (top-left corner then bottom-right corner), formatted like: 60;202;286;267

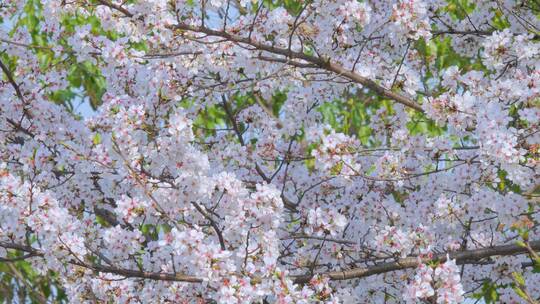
172;23;424;112
0;242;203;283
292;240;540;283
93;1;423;112
2;240;539;285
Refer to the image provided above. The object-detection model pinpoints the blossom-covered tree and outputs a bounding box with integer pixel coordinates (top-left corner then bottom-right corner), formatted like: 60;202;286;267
0;0;539;303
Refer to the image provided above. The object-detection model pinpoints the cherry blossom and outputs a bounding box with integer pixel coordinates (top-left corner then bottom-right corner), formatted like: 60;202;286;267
0;0;539;303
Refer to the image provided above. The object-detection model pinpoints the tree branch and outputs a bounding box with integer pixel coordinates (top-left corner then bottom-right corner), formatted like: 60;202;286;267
95;0;133;17
292;240;540;283
93;1;424;112
2;240;539;285
0;58;26;104
172;23;424;112
0;241;203;283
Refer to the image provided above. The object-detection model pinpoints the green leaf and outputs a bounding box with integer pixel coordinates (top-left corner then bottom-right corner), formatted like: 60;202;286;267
512;286;529;301
478;281;499;303
92;133;102;145
515;240;527;248
512;272;525;286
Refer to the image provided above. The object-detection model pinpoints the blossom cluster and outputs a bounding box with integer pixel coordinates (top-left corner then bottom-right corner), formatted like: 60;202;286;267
0;0;539;303
404;259;464;304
